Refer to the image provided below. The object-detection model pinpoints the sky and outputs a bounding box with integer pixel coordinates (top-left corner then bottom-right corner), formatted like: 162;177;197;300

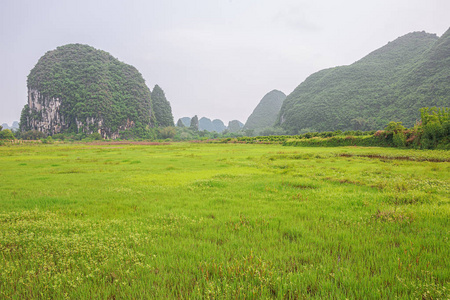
1;0;449;126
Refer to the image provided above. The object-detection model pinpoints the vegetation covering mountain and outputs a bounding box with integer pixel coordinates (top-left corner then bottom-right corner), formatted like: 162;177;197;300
151;85;174;127
190;115;199;131
228;120;244;133
20;44;154;138
277;29;450;134
244;90;286;132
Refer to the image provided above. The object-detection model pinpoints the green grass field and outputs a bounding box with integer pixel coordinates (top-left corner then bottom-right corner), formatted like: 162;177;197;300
0;142;449;299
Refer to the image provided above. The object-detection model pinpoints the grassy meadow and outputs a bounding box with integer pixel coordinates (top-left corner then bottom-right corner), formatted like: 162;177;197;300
0;142;449;299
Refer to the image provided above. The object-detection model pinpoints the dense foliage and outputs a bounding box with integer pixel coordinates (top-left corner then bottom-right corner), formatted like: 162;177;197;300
176;119;185;127
24;44;154;134
0;125;15;141
244;90;286;132
151;85;174;127
277;29;450;133
190;115;199;131
227;120;244;133
217;107;449;150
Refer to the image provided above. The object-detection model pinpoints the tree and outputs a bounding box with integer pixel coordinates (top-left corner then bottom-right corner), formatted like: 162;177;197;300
190;115;199;131
0;128;15;140
151;85;174;127
420;107;449;149
176;119;185;127
158;126;176;139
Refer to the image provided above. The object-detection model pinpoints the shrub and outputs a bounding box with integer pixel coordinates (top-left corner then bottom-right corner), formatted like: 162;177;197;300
21;130;46;140
393;131;406;147
0;129;15;140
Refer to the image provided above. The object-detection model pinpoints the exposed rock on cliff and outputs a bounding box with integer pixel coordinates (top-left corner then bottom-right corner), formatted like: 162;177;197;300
20;44;154;138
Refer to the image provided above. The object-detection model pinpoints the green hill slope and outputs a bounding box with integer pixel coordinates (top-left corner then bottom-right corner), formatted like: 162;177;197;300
151;85;174;127
244;90;286;132
21;44;154;138
277;29;449;133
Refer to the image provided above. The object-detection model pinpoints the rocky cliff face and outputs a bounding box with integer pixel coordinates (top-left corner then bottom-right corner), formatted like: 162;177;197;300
25;89;65;135
24;89;134;139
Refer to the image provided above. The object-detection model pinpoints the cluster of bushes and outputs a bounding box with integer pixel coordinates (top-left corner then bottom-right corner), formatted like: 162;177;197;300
219;130;376;144
0;125;15;145
4;107;448;150
284;107;449;149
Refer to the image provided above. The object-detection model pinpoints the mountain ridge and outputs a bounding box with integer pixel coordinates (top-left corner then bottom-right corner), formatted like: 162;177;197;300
277;29;449;133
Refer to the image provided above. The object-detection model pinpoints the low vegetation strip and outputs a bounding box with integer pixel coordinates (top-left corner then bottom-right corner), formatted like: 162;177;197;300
338;153;450;162
0;143;449;298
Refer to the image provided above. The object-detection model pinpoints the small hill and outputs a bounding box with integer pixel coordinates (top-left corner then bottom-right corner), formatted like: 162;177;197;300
151;85;174;127
178;117;227;133
277;29;449;133
212;119;226;133
20;44;154;138
199;118;227;133
228;120;244;133
199;117;214;131
244;90;286;131
177;117;191;127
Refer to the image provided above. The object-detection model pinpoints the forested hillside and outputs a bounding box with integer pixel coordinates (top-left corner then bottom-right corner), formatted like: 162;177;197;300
244;90;286;132
21;44;155;138
277;29;450;133
151;85;174;127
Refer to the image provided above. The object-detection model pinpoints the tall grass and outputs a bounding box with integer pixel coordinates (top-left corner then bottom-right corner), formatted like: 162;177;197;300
0;143;449;298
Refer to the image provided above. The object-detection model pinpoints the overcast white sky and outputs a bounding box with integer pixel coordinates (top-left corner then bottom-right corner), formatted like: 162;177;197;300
0;0;449;126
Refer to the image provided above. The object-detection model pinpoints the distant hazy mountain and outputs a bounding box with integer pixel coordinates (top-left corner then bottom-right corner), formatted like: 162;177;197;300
277;28;450;133
244;90;286;131
178;117;227;133
1;122;19;131
199;117;214;131
177;117;191;127
227;120;244;133
212;119;226;133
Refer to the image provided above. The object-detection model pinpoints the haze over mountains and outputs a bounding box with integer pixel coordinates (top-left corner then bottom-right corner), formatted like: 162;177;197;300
11;27;450;138
1;121;19;131
276;28;450;134
175;28;450;136
176;116;241;133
